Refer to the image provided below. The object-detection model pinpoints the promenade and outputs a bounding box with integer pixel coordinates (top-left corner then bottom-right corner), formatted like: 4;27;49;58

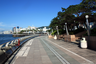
10;35;96;64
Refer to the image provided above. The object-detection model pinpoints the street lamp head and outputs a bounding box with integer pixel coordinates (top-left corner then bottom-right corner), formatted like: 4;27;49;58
56;26;58;29
65;23;67;25
85;15;89;18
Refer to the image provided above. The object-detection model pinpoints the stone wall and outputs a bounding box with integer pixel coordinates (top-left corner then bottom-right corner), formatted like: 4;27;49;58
48;35;54;38
85;36;96;51
64;35;75;42
75;31;86;38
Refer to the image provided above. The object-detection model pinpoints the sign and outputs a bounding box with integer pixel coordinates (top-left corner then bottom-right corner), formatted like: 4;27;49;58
16;39;20;46
17;26;19;29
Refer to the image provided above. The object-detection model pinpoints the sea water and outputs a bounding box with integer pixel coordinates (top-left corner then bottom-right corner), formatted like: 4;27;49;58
0;34;20;45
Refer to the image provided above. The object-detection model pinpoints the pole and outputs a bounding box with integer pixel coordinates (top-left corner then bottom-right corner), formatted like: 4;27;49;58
85;15;90;49
65;23;69;35
51;29;53;35
56;26;59;35
85;15;90;36
86;18;90;36
64;25;65;30
26;28;27;32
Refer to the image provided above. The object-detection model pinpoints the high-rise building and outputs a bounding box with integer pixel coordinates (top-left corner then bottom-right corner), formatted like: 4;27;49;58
12;27;16;33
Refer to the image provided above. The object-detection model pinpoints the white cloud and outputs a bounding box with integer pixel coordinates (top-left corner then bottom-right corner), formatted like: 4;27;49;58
0;22;5;26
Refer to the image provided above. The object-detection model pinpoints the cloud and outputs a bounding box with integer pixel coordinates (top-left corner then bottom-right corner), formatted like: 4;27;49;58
0;22;5;26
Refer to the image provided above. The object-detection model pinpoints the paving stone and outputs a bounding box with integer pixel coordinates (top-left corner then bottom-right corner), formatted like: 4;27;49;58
12;36;95;64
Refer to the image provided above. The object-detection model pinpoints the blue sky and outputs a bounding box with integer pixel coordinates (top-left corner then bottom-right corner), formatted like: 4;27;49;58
0;0;82;31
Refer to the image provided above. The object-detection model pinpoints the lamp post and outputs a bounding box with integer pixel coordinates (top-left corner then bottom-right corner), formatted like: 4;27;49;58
64;25;65;30
56;26;59;35
85;15;90;36
26;28;27;32
65;23;69;35
74;20;75;30
52;29;53;33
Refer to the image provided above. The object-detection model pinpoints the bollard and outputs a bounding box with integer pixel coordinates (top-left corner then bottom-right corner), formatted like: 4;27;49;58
54;35;57;40
80;37;87;48
16;39;20;46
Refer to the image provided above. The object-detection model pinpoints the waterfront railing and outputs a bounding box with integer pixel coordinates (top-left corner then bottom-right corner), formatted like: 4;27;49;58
0;34;39;64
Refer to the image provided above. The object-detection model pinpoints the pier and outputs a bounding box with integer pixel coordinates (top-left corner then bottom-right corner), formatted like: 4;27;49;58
12;34;29;37
3;35;96;64
12;33;35;37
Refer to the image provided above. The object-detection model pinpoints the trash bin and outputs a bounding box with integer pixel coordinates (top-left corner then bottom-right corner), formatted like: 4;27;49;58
80;37;87;48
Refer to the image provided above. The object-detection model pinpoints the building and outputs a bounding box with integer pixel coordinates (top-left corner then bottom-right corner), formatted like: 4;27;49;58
12;27;16;33
37;26;50;33
12;26;50;34
12;26;37;33
3;31;12;34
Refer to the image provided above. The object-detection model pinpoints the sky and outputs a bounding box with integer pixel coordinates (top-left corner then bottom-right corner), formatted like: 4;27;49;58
0;0;82;31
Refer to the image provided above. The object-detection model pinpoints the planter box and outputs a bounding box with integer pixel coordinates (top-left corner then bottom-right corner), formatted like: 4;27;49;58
61;31;86;42
85;36;96;51
75;31;86;40
64;35;75;42
57;35;64;40
48;35;54;38
75;31;86;37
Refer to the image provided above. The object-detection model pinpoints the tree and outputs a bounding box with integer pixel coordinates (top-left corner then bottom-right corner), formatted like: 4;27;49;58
65;5;80;17
49;0;96;35
80;0;96;14
49;17;59;30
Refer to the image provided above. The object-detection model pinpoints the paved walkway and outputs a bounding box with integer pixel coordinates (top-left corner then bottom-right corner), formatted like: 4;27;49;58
48;38;96;64
11;36;95;64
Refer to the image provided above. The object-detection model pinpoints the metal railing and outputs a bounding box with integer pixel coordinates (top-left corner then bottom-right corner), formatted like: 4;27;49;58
0;35;37;56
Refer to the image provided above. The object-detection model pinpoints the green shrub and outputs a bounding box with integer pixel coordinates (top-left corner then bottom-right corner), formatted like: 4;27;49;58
19;30;26;34
83;27;96;36
14;33;16;34
51;31;57;35
69;32;74;35
83;32;88;36
68;27;85;35
90;27;96;36
73;27;85;34
91;27;96;33
59;29;66;35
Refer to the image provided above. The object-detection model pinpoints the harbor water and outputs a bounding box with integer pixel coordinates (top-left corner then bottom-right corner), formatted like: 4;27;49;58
0;34;20;45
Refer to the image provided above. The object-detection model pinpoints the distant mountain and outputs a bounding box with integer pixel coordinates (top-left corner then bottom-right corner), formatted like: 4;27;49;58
38;26;49;29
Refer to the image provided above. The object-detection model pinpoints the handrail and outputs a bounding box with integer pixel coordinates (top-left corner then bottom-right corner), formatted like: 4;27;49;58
0;35;37;56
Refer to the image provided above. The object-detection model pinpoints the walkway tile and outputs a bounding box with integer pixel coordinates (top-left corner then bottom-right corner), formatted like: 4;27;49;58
13;38;52;64
12;36;95;64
